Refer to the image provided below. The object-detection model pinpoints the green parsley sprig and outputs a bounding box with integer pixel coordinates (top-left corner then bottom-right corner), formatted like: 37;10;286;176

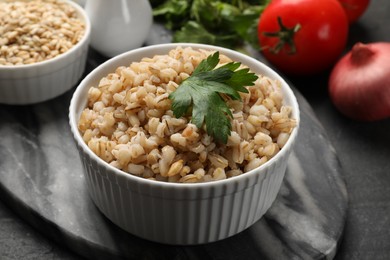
151;0;270;50
168;52;258;144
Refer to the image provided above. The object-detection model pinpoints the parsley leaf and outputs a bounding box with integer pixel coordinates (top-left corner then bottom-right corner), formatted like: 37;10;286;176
169;52;258;144
152;0;270;49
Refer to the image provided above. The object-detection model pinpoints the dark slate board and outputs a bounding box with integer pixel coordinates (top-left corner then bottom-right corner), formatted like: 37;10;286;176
0;25;347;260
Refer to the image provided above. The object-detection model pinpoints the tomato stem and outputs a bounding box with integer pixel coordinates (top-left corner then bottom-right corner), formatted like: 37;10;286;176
262;16;301;54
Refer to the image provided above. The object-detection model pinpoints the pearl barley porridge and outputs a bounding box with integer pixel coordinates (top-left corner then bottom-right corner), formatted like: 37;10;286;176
78;47;297;183
0;0;85;66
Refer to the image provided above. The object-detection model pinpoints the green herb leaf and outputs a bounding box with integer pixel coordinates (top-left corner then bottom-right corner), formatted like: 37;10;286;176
152;0;190;30
173;21;237;49
152;0;271;50
169;52;258;144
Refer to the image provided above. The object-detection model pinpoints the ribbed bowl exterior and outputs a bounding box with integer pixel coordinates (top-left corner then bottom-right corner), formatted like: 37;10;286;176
0;46;89;104
75;139;291;245
0;0;90;105
69;43;300;245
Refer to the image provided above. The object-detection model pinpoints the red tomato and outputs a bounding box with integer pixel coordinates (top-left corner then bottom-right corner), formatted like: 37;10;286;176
338;0;370;23
258;0;349;76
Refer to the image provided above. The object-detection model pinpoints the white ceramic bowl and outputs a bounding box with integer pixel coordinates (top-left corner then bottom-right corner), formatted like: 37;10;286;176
69;43;300;245
0;0;91;105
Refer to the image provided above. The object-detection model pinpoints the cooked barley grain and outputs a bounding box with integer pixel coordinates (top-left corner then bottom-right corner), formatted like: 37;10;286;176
0;0;85;65
78;47;297;183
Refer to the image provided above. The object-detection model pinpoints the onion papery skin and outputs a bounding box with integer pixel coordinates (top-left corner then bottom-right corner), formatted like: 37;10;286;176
329;42;390;121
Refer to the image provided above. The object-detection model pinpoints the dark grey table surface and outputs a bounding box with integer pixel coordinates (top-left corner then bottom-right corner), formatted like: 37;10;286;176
1;1;389;259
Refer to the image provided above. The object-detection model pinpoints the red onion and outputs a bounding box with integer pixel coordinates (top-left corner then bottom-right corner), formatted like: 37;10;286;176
329;42;390;121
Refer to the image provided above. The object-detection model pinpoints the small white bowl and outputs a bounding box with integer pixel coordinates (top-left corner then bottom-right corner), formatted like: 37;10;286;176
0;0;91;105
69;43;300;245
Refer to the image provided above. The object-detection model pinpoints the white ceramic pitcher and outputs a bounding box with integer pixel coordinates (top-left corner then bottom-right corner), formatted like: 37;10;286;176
85;0;153;57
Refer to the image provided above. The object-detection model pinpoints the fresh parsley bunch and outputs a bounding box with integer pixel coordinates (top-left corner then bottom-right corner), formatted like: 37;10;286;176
169;52;258;144
152;0;270;50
